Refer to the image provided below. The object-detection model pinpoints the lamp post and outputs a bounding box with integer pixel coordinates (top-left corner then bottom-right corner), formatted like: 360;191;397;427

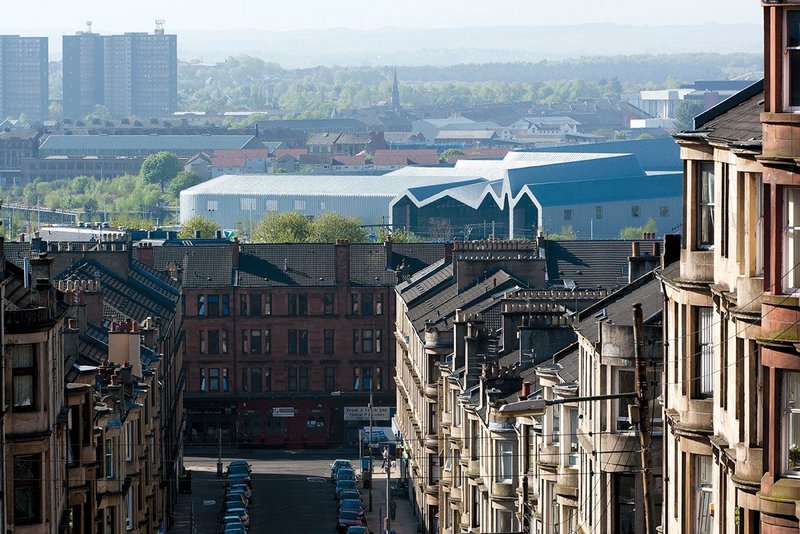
368;387;374;512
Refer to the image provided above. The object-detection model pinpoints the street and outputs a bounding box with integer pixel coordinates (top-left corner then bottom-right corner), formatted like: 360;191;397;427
174;448;417;534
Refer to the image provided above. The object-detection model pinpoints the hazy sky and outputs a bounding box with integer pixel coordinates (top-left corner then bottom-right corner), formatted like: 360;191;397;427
0;0;762;33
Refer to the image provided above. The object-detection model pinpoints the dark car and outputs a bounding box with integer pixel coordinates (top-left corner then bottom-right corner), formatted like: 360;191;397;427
336;510;364;532
339;498;363;515
227;460;252;474
346;527;370;534
339;489;361;503
330;459;353;481
335;479;357;500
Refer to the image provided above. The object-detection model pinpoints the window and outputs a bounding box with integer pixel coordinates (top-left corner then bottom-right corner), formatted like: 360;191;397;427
208;330;220;354
756;174;765;276
324;366;336;391
631;205;640;218
221;294;230;316
197;295;205;316
206;200;218;211
289;367;307;391
251;368;263;392
324;293;335;315
242;368;249;392
786;10;800;109
616;369;635;431
241;197;256;211
563;209;573;221
288;294;308;316
497;441;513;483
496;510;514;532
241;330;249;354
351;293;359;314
199;368;206;391
13;454;41;524
266;199;278;211
363;367;373;392
199;331;206;354
353;329;360;353
263;294;272;315
784;187;800;293
721;164;730;258
105;438;114;479
784;371;800;474
209;368;220;392
299;367;309;391
375;293;383;315
288;329;308;354
362;293;373;315
324;329;335;354
11;345;35;409
615;474;636;534
250;330;262;354
376;330;383;353
696;307;713;398
223;368;229;392
660;205;669;217
264;329;271;354
695;456;713;534
376;367;383;391
207;294;219;316
697;161;715;249
596;205;603;219
362;330;374;353
353;367;361;391
293;199;306;211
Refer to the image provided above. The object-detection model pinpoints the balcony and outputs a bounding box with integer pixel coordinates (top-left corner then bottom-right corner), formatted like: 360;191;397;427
680;249;714;285
491;480;517;500
424;383;438;400
424;433;439;451
555;466;578;498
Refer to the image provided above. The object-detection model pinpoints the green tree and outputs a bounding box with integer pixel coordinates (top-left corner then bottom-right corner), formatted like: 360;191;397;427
308;212;368;243
377;228;425;243
439;148;465;163
252;211;311;242
179;215;222;239
674;100;706;131
620;218;657;240
546;226;576;240
140;151;183;191
166;170;202;201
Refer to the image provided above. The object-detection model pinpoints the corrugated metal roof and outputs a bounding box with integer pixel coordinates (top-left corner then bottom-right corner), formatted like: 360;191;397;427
182;173;480;197
40;134;256;151
524;137;681;172
528;173;682;206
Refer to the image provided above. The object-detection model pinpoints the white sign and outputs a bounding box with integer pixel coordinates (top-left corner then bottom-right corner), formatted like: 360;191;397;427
272;407;297;417
344;406;391;421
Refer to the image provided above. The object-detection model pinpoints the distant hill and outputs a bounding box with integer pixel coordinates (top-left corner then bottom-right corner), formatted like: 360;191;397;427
174;23;762;67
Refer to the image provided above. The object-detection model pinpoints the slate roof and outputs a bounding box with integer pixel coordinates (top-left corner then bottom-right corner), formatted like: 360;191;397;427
154;243;233;288
391;243;449;277
435;130;498;140
211;149;270;167
696;88;763;146
574;271;663;345
396;260;452;306
273;148;307;159
543;239;656;290
39;134;258;152
307;132;373;146
349;244;399;286
373;149;441;166
58;259;177;324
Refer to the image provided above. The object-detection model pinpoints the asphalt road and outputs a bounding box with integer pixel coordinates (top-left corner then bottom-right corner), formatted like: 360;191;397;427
184;448;361;533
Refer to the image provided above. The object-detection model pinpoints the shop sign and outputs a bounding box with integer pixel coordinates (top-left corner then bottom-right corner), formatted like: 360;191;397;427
272;407;297;417
344;406;391;421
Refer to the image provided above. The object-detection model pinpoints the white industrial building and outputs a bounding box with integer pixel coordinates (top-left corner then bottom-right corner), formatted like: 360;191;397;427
179;173;477;229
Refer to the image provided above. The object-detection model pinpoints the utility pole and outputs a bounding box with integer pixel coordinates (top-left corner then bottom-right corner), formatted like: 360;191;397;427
384;446;392;534
632;303;653;534
368;385;374;512
216;427;223;477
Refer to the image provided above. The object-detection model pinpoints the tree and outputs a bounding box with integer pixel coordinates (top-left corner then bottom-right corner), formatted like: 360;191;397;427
179;215;221;239
439;149;465;163
252;211;311;242
620;217;657;240
308;212;368;243
377;228;425;243
673;100;706;131
166;170;202;201
546;226;576;240
140;151;183;191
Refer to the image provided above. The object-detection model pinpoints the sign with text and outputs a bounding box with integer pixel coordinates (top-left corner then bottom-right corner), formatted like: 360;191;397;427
344;406;391;421
272;407;297;418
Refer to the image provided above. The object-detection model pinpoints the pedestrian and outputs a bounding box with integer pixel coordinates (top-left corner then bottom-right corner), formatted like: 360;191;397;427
390;498;397;520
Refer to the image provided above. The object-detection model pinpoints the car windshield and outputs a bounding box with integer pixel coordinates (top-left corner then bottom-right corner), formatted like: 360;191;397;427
341;491;360;499
337;480;356;489
340;511;360;520
341;500;361;510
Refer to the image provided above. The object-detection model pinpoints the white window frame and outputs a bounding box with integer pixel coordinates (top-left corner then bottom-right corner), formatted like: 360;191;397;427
615;368;636;433
783;371;800;476
697;161;715;250
293;199;306;211
206;200;218;212
266;199;278;211
694;455;712;534
240;197;256;211
783;186;800;294
697;307;714;398
496;441;513;483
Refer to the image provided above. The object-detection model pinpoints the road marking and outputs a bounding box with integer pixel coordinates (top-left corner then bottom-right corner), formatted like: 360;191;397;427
307;476;327;483
203;500;216;506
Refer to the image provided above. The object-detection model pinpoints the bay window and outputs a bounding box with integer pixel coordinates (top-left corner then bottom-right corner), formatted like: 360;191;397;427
783;186;800;293
697;161;715;249
784;371;800;474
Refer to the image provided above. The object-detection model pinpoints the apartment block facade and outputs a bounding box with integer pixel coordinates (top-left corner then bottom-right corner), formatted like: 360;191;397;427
63;28;177;120
0;35;48;121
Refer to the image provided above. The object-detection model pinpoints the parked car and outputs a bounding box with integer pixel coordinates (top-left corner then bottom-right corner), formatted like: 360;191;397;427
226;473;252;489
223;523;247;534
224;493;248;507
336;468;356;483
339;498;363;515
330;459;353;481
224;513;250;528
346;527;370;534
335;479;357;500
339;489;362;503
336;510;364;532
227;484;253;503
227;460;252;474
223;507;250;526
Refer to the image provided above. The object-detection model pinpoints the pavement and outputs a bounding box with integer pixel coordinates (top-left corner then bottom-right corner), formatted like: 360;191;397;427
361;463;419;534
170;447;420;534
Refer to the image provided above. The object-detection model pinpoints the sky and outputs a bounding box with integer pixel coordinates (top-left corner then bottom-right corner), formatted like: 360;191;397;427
0;0;762;33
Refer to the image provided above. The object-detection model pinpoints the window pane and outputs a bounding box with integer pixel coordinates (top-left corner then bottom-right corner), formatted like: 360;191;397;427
250;294;262;316
698;162;715;248
12;345;33;368
784;187;800;292
13;375;33;407
698;307;713;396
786;371;800;473
252;368;262;392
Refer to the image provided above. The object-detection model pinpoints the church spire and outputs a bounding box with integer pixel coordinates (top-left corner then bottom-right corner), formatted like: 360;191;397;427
391;67;400;109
